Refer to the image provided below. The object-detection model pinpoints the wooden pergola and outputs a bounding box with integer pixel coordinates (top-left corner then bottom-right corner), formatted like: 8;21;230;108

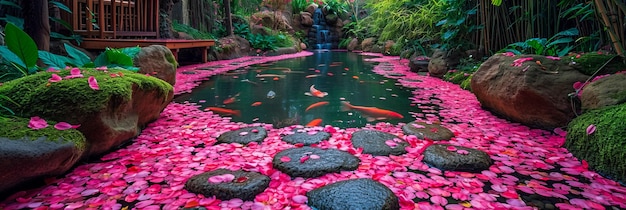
60;0;215;63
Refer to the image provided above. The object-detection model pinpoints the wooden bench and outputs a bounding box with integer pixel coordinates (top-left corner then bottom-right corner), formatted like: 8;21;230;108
80;38;216;63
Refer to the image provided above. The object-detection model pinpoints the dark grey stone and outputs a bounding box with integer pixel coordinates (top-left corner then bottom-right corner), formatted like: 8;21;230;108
306;178;400;210
351;129;408;156
402;121;454;141
217;127;267;144
422;144;493;172
0;136;84;192
281;131;330;145
272;147;359;178
184;169;270;201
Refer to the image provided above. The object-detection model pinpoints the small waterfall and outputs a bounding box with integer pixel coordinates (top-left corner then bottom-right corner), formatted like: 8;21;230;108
309;8;333;49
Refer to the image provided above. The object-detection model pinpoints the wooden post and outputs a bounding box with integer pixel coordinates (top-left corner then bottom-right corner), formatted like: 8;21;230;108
21;0;50;51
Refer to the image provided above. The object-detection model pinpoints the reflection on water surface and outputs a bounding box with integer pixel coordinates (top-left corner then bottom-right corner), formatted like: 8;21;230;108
175;51;432;128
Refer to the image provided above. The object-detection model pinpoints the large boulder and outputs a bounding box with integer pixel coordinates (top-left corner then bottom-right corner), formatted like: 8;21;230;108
135;45;178;86
580;73;626;111
565;103;626;183
299;12;313;27
471;54;589;129
306;178;400;210
250;10;294;34
0;117;86;193
0;68;173;156
347;38;360;51
360;38;376;52
216;35;252;60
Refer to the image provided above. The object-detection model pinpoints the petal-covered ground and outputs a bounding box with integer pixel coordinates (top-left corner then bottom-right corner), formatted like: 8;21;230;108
2;51;626;210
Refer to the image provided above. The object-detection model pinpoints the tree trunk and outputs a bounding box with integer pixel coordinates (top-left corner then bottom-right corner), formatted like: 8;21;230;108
21;0;50;51
160;0;175;38
224;0;233;36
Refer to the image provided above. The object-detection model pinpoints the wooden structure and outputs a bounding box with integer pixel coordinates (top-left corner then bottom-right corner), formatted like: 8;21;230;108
60;0;214;62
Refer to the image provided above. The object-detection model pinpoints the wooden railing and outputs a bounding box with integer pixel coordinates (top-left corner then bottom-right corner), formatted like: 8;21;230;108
61;0;159;39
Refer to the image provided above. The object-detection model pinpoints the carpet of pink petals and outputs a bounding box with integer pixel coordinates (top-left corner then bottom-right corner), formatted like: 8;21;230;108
2;51;626;210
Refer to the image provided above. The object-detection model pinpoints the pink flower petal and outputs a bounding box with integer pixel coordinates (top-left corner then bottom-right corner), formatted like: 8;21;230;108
546;56;561;60
456;149;469;155
208;174;235;183
447;146;457;151
54;122;78;130
70;68;81;75
300;155;310;163
88;76;99;90
28;116;49;130
385;140;398;148
280;156;291;162
430;195;448;206
292;195;307;204
309;154;320;159
412;123;425;128
48;74;62;82
586;124;596;135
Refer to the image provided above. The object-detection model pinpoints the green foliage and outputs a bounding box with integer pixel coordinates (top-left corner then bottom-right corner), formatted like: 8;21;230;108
433;0;481;51
559;1;595;21
502;28;579;56
93;47;139;71
291;0;311;14
172;20;217;39
491;0;502;6
361;0;446;46
338;38;351;49
0;116;86;148
565;103;626;183
1;22;37;76
323;0;349;17
233;22;252;39
248;33;278;51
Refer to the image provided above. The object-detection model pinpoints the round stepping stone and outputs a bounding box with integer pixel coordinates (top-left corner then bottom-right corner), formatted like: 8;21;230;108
351;129;408;156
184;169;270;201
272;147;360;178
422;144;493;172
306;178;399;210
217;126;267;144
281;131;330;145
402;121;454;141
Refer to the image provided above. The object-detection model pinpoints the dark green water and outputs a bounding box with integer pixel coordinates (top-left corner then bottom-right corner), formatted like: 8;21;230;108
175;51;420;128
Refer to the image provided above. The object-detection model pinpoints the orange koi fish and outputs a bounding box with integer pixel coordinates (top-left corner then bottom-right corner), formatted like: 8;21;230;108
305;101;329;112
251;102;262;106
222;93;240;104
340;101;403;122
204;107;241;117
305;118;323;127
304;85;328;98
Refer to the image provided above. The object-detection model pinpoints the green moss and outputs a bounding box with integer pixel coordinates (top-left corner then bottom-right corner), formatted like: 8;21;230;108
0;68;172;122
565;103;626;183
572;53;626;76
0;116;86;149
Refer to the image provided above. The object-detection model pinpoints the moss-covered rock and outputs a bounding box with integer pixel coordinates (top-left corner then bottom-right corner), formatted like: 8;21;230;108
0;68;173;156
0;116;86;192
581;73;626;110
565;103;626;183
571;53;626;76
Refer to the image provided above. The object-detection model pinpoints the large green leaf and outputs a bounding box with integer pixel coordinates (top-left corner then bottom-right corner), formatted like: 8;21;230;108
546;38;574;48
492;0;502;6
105;48;133;67
93;52;108;67
64;43;91;66
0;46;26;68
0;15;24;29
119;46;141;59
4;22;38;68
38;50;72;69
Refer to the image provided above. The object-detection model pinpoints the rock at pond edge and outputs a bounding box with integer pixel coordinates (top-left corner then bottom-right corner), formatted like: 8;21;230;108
185;169;270;201
422;144;493;172
306;178;400;210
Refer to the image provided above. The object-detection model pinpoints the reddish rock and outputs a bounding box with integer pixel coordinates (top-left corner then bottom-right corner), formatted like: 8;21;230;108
361;38;376;52
347;38;360;51
581;73;626;110
471;54;589;129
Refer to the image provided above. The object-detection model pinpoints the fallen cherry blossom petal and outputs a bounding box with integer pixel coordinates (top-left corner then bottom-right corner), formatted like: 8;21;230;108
586;124;596;135
88;76;100;90
28;116;49;130
48;74;62;82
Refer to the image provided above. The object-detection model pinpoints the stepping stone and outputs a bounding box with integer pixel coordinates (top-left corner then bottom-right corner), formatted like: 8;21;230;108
306;178;399;210
422;144;493;172
281;131;330;145
272;147;360;178
184;169;270;201
351;129;408;156
217;127;267;144
402;121;454;141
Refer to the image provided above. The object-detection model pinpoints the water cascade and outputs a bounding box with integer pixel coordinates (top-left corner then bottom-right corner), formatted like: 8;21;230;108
309;8;333;49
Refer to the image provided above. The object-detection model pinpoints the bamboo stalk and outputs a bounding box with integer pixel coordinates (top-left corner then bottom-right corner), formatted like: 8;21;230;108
594;0;624;56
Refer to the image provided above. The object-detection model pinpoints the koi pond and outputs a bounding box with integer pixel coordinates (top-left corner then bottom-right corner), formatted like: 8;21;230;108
175;51;436;128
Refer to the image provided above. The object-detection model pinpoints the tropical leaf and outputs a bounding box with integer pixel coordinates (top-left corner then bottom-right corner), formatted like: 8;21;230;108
119;46;141;59
492;0;502;6
38;50;72;68
0;1;20;9
105;48;133;67
0;46;26;68
64;43;91;66
546;37;574;48
4;22;38;68
0;15;24;29
50;0;72;13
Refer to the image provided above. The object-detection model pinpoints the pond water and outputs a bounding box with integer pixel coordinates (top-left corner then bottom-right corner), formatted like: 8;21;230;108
175;51;432;128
